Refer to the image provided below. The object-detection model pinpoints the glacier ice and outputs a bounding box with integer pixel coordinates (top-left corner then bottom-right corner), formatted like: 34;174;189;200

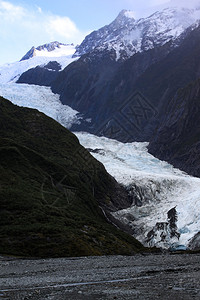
0;83;81;129
75;132;200;249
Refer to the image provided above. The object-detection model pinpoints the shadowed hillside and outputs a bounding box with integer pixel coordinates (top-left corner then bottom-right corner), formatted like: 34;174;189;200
0;97;144;257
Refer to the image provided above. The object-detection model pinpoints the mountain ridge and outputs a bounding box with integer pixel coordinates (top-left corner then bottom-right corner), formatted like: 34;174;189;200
20;41;75;61
74;7;200;60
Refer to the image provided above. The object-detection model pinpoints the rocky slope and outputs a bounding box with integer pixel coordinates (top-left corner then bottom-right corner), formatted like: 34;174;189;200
0;96;145;257
148;78;200;178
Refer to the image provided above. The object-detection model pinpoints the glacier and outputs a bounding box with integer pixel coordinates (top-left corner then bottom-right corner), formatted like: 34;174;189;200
76;132;200;250
0;83;81;129
0;5;200;250
0;82;200;250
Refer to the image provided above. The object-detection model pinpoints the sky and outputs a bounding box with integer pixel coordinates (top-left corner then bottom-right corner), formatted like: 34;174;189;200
0;0;200;65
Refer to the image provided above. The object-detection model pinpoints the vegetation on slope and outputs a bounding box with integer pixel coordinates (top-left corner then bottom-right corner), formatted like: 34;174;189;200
0;97;144;257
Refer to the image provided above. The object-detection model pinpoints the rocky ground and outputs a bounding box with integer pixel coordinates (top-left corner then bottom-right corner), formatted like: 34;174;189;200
0;254;200;299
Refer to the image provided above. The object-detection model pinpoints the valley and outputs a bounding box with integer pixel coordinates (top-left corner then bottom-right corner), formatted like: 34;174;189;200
1;2;200;299
0;3;200;256
0;82;200;251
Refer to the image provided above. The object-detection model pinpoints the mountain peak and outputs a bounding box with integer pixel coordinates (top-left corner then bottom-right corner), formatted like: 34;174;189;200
74;6;200;60
111;9;136;28
116;9;135;20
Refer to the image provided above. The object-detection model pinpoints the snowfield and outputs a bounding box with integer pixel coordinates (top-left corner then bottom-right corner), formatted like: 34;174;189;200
0;44;78;84
33;44;76;58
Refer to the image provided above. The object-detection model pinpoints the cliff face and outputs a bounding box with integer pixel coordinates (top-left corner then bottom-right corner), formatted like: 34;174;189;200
148;79;200;177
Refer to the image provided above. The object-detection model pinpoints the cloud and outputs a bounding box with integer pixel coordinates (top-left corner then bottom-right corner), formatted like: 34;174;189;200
0;0;25;21
46;16;80;40
0;1;87;64
0;0;85;43
36;6;42;14
1;0;200;64
139;0;200;18
169;0;200;8
151;0;200;8
150;0;170;6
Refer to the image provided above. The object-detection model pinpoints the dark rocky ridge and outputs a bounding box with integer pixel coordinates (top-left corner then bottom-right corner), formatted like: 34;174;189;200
17;62;60;86
19;41;173;141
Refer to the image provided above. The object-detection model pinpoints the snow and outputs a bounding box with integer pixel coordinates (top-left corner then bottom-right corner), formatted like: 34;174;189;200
35;44;75;58
75;132;200;249
76;6;200;61
124;11;135;19
0;83;81;129
0;45;78;84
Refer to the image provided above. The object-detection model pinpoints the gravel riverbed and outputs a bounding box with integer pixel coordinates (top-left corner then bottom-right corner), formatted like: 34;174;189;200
0;254;200;299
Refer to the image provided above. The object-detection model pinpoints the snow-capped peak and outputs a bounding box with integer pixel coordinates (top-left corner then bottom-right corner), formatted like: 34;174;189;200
0;42;78;84
20;41;76;61
74;6;200;61
114;9;135;23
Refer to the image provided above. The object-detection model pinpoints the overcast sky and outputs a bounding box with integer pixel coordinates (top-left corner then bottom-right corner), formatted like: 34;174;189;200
0;0;200;64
